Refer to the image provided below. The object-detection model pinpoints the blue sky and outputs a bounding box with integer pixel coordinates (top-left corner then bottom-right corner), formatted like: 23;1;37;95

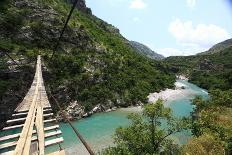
85;0;232;57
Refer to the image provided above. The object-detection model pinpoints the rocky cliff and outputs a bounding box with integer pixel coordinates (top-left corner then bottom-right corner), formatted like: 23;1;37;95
66;0;92;14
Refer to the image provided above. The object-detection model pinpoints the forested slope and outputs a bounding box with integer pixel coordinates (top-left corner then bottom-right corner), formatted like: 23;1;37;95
0;0;175;122
165;46;232;90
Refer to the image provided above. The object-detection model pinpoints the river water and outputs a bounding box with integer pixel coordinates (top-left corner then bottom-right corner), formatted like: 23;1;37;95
46;80;209;154
0;80;208;154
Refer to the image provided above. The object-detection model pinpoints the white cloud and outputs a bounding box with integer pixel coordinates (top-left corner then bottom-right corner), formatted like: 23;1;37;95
169;18;231;50
133;17;140;22
130;0;147;9
186;0;196;8
143;43;182;57
157;48;184;57
157;46;207;57
144;19;231;57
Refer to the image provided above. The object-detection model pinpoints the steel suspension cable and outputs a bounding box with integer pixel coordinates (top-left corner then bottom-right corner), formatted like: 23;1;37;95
50;0;79;61
49;93;95;155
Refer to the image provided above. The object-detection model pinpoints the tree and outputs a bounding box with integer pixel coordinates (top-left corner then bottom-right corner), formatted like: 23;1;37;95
189;89;232;154
182;134;224;155
101;99;186;155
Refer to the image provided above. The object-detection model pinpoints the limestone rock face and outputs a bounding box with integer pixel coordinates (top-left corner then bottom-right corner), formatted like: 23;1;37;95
65;0;92;14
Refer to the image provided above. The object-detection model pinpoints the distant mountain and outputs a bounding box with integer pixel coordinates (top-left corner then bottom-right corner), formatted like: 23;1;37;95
129;41;165;60
199;38;232;55
165;43;232;90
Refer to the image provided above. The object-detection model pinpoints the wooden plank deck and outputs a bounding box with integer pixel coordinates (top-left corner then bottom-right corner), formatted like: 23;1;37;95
3;119;57;131
35;91;45;155
6;113;53;125
0;56;65;155
12;109;52;117
0;130;63;150
0;125;60;142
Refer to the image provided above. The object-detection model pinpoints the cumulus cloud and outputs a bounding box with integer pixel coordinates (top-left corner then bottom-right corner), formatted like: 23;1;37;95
157;48;184;57
145;19;231;57
169;18;231;49
186;0;196;8
130;0;147;9
157;46;207;57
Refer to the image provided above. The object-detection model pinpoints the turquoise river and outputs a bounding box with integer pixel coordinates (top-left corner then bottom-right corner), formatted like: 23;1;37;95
47;80;209;154
0;80;208;154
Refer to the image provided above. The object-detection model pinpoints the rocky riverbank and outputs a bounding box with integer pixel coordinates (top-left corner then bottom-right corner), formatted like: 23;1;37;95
176;75;189;81
148;81;190;103
55;81;188;122
55;101;117;122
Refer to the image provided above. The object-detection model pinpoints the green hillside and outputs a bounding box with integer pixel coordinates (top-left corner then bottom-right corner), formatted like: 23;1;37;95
199;39;232;55
0;0;175;120
165;46;232;90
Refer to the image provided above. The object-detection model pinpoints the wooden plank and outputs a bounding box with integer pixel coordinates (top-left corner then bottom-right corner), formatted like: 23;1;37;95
6;113;53;125
8;113;53;123
0;131;62;150
21;96;38;155
45;137;64;147
35;93;45;155
12;112;28;117
3;120;57;131
44;119;56;123
22;58;42;155
14;56;41;155
44;130;62;138
0;133;20;142
0;131;38;142
12;111;52;118
0;141;17;150
44;113;54;118
48;150;65;155
13;108;51;114
2;124;24;131
44;125;59;131
0;125;60;142
6;117;26;124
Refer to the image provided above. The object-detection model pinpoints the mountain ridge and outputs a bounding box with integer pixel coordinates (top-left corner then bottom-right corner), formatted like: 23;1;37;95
198;38;232;55
129;41;165;60
165;39;232;90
